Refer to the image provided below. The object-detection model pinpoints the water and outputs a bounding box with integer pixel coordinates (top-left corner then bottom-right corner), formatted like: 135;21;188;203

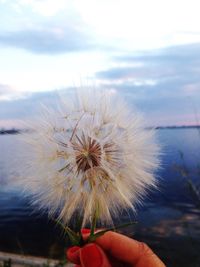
0;129;200;266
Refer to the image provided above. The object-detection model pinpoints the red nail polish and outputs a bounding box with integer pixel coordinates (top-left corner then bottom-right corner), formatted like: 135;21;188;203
81;244;103;267
67;246;80;265
81;228;91;234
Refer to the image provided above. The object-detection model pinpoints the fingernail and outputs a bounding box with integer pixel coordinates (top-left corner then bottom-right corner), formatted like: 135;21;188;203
81;228;91;234
67;246;80;264
81;244;103;267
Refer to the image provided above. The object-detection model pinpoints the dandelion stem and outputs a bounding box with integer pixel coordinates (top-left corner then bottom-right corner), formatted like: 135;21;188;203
90;202;100;238
90;213;97;237
87;221;138;243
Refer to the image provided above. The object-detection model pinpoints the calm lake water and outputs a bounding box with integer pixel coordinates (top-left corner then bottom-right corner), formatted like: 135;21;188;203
0;129;200;267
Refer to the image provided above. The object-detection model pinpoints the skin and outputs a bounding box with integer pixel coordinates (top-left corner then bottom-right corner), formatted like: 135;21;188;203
67;230;166;267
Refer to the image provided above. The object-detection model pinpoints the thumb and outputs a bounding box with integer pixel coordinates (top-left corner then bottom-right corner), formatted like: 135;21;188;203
79;243;112;267
66;246;81;265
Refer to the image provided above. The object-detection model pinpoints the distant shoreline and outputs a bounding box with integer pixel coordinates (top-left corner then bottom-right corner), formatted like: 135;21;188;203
0;125;200;135
0;129;21;135
155;125;200;130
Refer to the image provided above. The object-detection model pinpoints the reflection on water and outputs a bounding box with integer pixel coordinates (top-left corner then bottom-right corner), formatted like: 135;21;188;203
0;129;200;267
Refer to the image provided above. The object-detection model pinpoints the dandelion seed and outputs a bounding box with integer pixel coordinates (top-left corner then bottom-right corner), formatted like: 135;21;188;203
18;89;160;226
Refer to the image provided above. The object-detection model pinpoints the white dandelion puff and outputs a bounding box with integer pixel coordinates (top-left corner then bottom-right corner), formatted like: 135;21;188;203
18;89;160;226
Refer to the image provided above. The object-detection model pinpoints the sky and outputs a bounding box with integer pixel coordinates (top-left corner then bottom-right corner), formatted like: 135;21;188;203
0;0;200;127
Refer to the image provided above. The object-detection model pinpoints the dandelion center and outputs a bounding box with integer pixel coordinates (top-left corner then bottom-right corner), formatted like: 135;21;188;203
72;134;101;172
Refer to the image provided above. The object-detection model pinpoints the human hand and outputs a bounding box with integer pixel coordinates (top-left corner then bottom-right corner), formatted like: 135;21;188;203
67;229;166;267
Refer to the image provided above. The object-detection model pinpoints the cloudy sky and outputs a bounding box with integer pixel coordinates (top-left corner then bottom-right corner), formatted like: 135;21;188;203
1;0;200;127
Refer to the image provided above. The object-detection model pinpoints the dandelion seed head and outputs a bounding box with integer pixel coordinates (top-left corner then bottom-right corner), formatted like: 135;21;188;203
18;88;160;226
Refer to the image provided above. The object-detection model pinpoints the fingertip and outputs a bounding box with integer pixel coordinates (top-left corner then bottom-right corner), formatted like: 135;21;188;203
136;243;166;267
80;243;112;267
66;246;81;265
81;228;91;234
80;243;103;267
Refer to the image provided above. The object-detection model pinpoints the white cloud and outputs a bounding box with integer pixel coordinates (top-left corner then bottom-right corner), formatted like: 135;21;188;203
2;0;200;50
11;0;72;16
0;83;27;101
0;84;15;100
0;25;91;54
74;0;200;50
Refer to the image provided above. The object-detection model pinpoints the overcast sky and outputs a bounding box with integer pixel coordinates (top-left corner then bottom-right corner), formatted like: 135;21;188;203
1;0;200;127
